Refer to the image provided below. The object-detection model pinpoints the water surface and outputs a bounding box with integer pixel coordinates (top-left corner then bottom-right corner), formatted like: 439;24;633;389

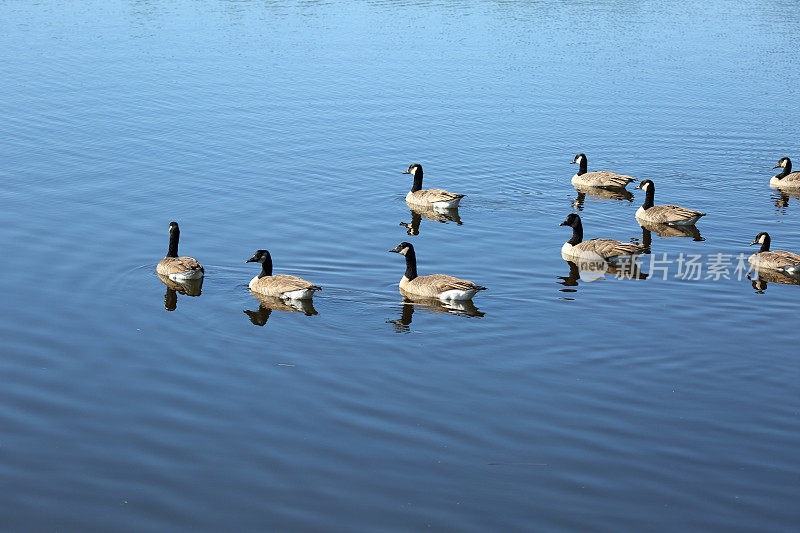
1;1;799;531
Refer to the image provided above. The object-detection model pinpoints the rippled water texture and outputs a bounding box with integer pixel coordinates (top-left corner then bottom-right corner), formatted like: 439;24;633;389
1;1;799;530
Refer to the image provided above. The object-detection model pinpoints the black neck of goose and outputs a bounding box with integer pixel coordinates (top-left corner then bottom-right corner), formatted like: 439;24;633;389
403;248;418;281
258;255;273;278
167;230;179;258
567;219;583;245
642;185;655;210
410;170;423;193
776;160;792;179
759;235;771;253
577;159;587;176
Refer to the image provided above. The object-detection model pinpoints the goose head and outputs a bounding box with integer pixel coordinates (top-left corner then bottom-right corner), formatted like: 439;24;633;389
749;232;770;247
559;213;581;228
570;153;586;165
772;157;790;170
246;249;272;263
389;242;414;256
634;179;654;191
402;163;422;176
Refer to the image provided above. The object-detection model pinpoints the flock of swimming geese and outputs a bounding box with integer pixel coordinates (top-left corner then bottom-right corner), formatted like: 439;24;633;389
157;154;800;311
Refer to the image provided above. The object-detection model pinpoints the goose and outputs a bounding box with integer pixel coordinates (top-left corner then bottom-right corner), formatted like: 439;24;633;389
156;222;204;280
403;163;465;208
388;242;486;301
246;249;322;300
770;157;800;188
633;180;706;225
559;213;645;263
570;153;636;190
748;232;800;275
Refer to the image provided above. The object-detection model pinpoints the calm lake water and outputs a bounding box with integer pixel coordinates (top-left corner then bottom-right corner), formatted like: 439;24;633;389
2;1;799;530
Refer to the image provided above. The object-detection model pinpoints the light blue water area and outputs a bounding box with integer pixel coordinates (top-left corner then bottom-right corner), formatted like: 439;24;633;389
1;1;799;531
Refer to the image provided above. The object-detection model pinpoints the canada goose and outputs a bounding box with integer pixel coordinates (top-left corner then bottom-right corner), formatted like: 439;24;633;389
156;222;204;280
570;153;636;190
633;180;706;226
559;213;645;263
388;242;486;301
770;157;800;188
748;232;800;275
403;163;465;208
246;249;322;300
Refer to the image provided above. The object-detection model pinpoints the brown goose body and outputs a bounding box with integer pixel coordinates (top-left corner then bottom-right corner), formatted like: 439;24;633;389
406;189;466;207
157;256;204;278
249;274;322;299
770;172;800;188
564;238;643;261
399;273;485;300
572;170;636;190
636;204;706;225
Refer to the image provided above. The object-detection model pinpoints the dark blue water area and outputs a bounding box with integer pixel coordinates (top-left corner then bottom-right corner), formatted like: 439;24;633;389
1;1;799;531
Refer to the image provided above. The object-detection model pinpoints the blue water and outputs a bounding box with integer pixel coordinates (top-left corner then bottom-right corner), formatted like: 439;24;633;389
1;1;799;530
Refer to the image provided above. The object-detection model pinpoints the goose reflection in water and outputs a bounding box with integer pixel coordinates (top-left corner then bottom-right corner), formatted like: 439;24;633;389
558;258;648;293
747;269;800;294
639;223;704;246
158;274;203;311
243;292;317;326
771;189;800;213
399;204;462;236
387;289;484;333
571;187;634;211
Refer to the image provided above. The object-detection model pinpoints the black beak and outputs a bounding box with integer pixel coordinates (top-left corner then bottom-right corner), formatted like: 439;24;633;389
634;183;643;190
569;160;576;164
772;164;781;169
559;221;569;226
749;241;758;246
388;248;399;253
402;170;410;174
246;256;258;263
